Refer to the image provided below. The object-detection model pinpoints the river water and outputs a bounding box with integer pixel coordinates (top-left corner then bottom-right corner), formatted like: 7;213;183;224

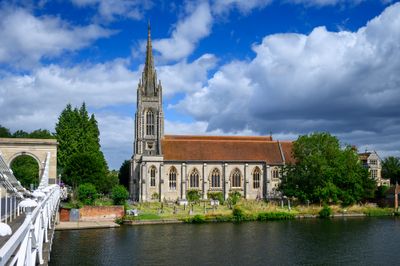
50;218;400;265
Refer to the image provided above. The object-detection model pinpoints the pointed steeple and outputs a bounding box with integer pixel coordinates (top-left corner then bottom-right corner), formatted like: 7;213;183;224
144;21;154;78
141;20;158;96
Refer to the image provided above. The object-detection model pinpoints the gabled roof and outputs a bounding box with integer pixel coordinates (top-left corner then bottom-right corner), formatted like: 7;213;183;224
161;135;293;164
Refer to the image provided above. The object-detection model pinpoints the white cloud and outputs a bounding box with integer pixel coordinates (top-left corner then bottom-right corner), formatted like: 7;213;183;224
153;2;213;61
212;0;272;14
96;114;134;169
158;53;217;97
0;59;138;130
71;0;153;22
173;3;400;155
0;7;113;67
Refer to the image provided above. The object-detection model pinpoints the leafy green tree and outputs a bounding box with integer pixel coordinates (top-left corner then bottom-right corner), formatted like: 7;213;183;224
56;103;109;192
63;152;107;191
10;155;39;188
280;132;375;205
77;183;98;205
118;160;130;189
0;125;11;137
29;129;54;139
13;130;29;138
111;185;129;205
97;171;119;195
382;156;400;184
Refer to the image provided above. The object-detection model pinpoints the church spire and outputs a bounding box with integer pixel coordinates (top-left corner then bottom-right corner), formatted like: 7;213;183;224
141;21;157;96
144;21;153;78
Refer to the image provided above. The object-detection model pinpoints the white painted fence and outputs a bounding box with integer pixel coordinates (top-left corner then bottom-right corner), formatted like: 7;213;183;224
0;184;61;265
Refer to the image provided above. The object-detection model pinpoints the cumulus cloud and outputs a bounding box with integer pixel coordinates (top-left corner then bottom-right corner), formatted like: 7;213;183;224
71;0;153;22
0;7;113;67
173;3;400;154
0;59;138;130
158;53;217;97
212;0;272;14
152;2;213;61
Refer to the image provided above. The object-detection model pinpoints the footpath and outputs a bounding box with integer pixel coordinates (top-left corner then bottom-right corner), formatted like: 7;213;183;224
56;221;120;230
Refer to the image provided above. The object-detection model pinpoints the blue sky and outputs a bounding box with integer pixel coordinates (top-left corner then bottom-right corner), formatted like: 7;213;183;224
0;0;399;169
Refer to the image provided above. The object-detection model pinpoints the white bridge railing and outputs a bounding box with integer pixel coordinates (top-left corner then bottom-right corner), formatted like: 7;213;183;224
0;184;61;265
0;151;61;265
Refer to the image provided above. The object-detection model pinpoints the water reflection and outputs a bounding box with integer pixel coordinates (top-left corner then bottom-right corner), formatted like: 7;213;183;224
50;218;400;265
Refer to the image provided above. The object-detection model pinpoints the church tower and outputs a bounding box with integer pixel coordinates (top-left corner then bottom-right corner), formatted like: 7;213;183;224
131;23;164;201
134;23;164;156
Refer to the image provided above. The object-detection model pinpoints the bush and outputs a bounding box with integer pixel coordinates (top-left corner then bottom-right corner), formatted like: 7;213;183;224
227;191;242;208
207;192;224;204
319;205;332;218
184;215;206;224
364;208;393;217
232;206;246;222
187;190;201;203
111;185;129;205
151;192;159;200
77;183;98;205
257;212;295;221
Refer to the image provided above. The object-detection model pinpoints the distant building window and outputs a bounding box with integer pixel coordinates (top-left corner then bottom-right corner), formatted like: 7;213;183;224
169;167;177;190
190;169;200;188
272;169;279;179
150;166;156;187
146;110;155;135
371;169;378;179
253;167;260;189
231;169;241;188
370;160;377;165
211;168;220;188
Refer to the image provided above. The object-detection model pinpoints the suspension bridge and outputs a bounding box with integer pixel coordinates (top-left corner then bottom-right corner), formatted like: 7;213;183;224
0;139;62;266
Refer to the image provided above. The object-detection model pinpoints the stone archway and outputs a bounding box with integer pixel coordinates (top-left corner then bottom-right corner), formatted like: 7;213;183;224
0;138;58;185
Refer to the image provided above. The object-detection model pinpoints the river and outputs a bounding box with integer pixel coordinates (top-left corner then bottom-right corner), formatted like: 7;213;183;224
50;218;400;265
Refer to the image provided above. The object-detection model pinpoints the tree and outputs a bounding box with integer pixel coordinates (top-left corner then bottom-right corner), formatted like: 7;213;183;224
280;132;375;205
111;185;129;205
55;103;109;191
0;125;11;137
13;130;29;138
382;156;400;184
77;183;98;205
10;155;39;188
63;153;107;191
118;160;130;189
29;129;54;139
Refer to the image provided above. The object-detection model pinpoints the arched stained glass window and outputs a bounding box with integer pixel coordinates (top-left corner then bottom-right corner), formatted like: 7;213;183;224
211;168;220;188
231;169;241;188
190;169;199;188
146;110;155;135
253;167;260;189
169;167;177;190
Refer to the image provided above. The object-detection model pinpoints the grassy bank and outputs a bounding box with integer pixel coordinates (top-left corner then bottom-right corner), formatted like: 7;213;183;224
122;200;397;224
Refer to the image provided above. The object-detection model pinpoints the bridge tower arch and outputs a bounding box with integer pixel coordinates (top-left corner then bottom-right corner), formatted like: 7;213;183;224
0;138;58;184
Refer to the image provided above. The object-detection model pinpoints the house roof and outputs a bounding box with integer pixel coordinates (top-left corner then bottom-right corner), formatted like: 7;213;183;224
161;135;293;164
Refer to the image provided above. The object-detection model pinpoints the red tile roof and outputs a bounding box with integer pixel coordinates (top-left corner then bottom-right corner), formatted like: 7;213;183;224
162;135;294;164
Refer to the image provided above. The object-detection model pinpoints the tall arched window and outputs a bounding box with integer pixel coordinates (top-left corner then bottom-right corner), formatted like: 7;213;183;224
169;167;177;190
272;168;279;179
146;110;155;135
150;166;156;187
253;167;260;189
190;169;199;188
211;168;220;188
231;169;241;188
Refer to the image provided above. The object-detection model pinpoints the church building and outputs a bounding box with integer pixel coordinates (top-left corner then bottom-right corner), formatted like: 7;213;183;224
130;26;294;202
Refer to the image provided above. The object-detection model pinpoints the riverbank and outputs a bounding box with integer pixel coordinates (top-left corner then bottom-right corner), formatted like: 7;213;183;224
122;201;397;225
56;221;120;230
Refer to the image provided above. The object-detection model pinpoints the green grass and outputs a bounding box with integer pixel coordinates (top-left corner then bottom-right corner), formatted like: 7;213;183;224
257;211;295;221
363;208;393;217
